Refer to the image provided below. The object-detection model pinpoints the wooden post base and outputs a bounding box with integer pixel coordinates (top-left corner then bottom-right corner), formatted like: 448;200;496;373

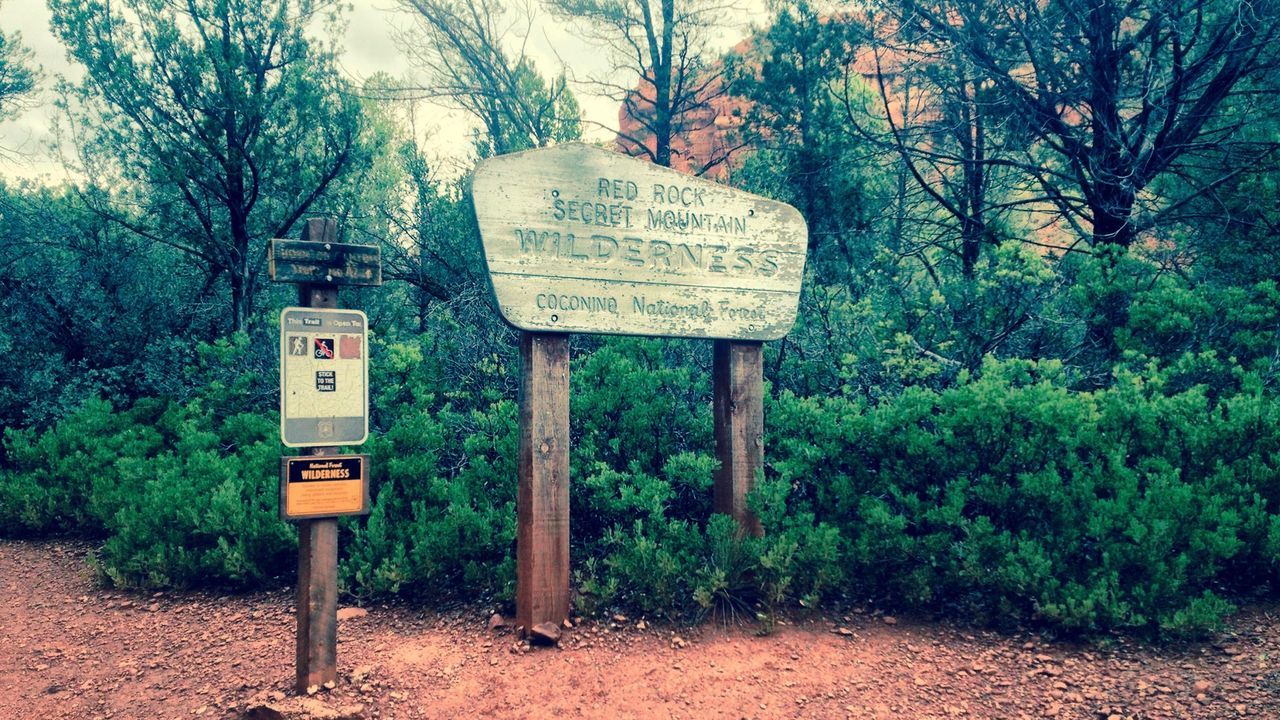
296;516;338;692
713;340;764;537
516;331;571;635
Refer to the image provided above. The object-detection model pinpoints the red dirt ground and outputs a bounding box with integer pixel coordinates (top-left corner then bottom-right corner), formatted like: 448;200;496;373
2;540;1278;720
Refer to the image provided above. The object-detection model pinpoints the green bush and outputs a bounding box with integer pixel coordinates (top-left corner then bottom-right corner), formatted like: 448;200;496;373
3;333;1277;638
97;408;293;588
771;357;1280;636
0;398;166;535
1121;280;1280;377
572;486;843;623
0;396;294;588
340;335;520;601
339;398;519;601
571;337;713;478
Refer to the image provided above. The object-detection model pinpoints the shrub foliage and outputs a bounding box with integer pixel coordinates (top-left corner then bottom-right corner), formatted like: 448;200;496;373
3;331;1278;638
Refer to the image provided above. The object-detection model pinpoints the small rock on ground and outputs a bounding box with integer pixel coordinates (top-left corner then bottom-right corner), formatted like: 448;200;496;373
336;607;368;621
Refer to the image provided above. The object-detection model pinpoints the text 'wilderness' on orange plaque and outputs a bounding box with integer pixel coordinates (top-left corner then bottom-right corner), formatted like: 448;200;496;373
280;455;370;520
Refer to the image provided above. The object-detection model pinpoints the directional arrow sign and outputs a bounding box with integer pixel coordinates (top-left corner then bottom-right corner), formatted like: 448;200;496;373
471;143;809;341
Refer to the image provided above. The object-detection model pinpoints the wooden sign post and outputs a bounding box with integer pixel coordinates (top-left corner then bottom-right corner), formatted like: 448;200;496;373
293;218;340;694
271;217;379;692
515;332;571;635
471;143;808;634
713;340;764;536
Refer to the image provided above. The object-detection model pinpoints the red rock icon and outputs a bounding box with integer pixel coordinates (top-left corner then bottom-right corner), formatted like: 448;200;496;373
339;335;362;359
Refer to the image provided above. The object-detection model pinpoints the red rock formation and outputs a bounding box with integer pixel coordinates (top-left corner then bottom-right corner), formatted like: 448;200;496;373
615;68;749;181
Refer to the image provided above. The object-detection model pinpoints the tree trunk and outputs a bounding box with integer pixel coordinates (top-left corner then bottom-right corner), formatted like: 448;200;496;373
227;216;252;334
652;0;675;167
229;271;247;335
1082;178;1137;363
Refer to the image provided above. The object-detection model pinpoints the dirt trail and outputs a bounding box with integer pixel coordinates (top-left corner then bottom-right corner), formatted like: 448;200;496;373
1;540;1277;720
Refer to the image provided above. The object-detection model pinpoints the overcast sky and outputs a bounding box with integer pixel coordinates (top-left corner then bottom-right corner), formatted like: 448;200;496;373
0;1;761;183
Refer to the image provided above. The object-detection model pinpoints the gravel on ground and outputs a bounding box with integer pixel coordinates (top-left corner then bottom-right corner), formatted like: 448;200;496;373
2;540;1277;720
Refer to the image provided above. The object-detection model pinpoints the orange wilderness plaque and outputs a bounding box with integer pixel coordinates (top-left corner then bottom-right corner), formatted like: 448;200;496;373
280;455;370;520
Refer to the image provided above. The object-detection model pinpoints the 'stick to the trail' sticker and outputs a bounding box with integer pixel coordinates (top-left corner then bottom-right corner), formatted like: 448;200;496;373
316;370;336;392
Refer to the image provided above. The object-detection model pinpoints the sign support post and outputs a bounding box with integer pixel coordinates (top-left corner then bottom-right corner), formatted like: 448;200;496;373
713;340;764;536
293;217;339;693
516;331;571;636
296;505;338;692
272;216;377;683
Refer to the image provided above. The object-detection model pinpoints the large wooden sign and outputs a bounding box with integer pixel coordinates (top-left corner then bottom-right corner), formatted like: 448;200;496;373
471;143;808;340
280;307;369;447
280;455;370;520
270;239;382;286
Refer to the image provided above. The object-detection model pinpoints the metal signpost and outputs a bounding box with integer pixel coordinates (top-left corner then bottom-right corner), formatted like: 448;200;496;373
271;217;380;693
471;143;808;637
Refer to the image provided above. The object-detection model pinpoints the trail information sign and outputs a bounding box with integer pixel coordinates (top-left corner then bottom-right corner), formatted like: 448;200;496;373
269;239;382;286
471;143;809;340
280;455;370;519
279;307;369;447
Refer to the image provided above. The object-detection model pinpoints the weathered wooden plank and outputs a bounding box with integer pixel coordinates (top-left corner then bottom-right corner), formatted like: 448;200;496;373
516;331;571;635
270;239;382;286
269;217;381;286
713;340;764;537
472;143;808;341
482;274;797;339
483;235;805;291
